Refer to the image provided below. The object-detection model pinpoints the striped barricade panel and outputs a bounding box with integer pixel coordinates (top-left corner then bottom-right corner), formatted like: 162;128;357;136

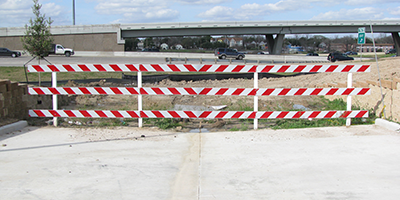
27;64;370;73
28;87;371;96
29;110;369;119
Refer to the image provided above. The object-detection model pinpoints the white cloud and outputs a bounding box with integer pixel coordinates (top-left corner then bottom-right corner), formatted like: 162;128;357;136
388;6;400;15
94;0;179;23
0;0;68;27
198;1;316;21
197;6;236;21
177;0;231;4
311;7;384;20
344;0;399;5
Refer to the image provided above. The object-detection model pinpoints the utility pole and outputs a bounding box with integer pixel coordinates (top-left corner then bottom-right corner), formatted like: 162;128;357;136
72;0;75;25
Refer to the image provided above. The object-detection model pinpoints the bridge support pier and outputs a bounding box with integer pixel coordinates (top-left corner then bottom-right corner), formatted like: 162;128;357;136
266;34;285;55
391;32;400;56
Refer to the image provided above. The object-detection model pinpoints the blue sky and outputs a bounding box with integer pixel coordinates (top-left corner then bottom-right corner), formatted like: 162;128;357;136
1;0;399;27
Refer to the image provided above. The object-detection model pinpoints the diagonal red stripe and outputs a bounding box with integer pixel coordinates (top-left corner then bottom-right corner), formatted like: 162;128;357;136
110;87;123;94
198;111;212;118
167;64;180;72
232;65;245;72
168;111;181;118
184;64;197;72
31;65;45;72
342;65;354;72
308;111;321;118
294;88;307;95
199;88;212;95
48;88;60;95
64;110;76;117
127;111;139;118
77;64;91;71
95;110;107;118
93;64;106;71
293;65;306;72
126;87;139;94
64;65;75;72
215;111;228;118
277;65;290;73
326;88;338;95
216;65;229;72
231;111;244;118
94;87;107;95
260;65;274;72
310;65;322;72
125;64;139;72
111;110;123;118
232;88;245;95
110;64;122;72
184;111;197;118
357;65;370;72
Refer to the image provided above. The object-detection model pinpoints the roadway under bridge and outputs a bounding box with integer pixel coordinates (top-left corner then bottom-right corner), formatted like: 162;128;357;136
1;20;399;55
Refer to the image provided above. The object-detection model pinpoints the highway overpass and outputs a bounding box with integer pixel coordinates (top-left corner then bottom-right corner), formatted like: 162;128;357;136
1;20;399;55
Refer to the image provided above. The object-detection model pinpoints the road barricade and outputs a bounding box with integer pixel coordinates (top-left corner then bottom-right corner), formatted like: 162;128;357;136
27;63;370;128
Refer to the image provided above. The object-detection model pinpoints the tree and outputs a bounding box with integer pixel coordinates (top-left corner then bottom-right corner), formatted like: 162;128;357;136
144;37;155;48
21;0;54;58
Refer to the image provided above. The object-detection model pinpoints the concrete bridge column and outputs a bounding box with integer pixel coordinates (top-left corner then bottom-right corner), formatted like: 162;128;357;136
391;32;400;56
266;34;285;55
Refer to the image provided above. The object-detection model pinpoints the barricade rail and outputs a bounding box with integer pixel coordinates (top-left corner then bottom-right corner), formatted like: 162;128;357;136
27;64;371;128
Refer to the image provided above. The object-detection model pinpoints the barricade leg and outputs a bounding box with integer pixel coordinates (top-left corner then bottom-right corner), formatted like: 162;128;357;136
52;72;58;127
346;72;352;126
254;72;258;129
138;71;143;127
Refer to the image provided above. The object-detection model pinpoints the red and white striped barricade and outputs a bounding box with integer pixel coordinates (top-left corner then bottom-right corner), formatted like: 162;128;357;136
27;64;370;128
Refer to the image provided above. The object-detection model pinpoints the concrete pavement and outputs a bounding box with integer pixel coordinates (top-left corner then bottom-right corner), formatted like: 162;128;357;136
1;125;399;200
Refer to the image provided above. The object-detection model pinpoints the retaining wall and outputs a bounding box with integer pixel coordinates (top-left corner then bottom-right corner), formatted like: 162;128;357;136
0;79;54;121
325;78;400;122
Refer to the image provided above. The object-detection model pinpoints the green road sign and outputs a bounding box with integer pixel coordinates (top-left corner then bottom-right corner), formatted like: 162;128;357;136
358;33;366;44
358;27;366;44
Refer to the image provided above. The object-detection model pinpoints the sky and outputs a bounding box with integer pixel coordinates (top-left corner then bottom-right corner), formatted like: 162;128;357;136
0;0;400;28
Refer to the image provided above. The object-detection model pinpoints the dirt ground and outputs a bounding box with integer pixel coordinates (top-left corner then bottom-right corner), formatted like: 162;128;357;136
44;56;398;131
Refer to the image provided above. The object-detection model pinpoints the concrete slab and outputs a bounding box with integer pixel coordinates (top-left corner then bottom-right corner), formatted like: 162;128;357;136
0;125;399;200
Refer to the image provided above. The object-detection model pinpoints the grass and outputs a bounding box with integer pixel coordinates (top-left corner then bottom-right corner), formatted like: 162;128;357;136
269;98;376;130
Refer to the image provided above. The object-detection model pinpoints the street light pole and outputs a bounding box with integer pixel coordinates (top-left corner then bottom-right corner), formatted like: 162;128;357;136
72;0;75;25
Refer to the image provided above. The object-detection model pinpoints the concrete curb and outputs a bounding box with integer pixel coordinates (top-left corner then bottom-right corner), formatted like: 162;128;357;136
375;118;400;132
0;121;28;135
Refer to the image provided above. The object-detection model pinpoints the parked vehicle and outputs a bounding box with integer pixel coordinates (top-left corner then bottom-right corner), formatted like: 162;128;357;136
49;44;74;57
0;47;21;58
327;52;354;62
306;53;319;56
257;51;269;55
345;51;358;55
215;48;245;60
385;49;397;54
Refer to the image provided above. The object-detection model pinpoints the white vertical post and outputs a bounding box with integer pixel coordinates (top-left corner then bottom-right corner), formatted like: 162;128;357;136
254;72;258;130
138;71;143;128
346;72;352;127
52;72;58;127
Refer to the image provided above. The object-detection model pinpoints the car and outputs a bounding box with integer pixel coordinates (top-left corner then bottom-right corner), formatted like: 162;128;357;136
214;48;245;60
0;47;21;57
306;53;319;56
257;51;269;55
385;49;396;54
345;51;358;55
327;52;354;62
